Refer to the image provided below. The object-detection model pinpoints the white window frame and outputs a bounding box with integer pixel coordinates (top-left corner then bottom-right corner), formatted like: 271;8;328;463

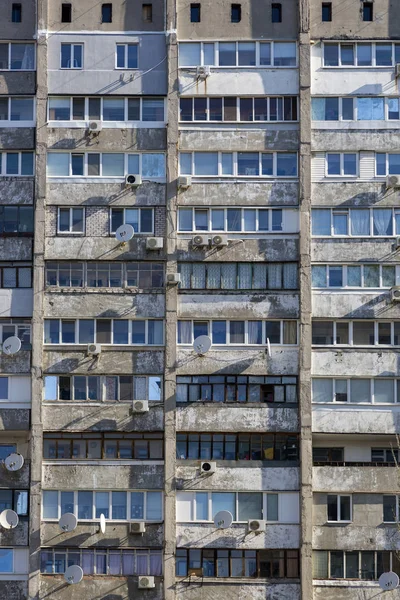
177;319;298;346
325;153;358;177
43;319;165;346
375;152;400;177
60;43;83;69
179;96;298;123
311;264;398;289
311;207;400;238
312;320;400;347
311;97;355;122
322;41;400;68
0;43;36;71
327;494;352;523
0;96;35;126
177;207;292;233
57;207;85;235
312;377;400;404
115;43;139;69
109;207;155;235
179;151;298;178
0;321;31;344
0;151;34;176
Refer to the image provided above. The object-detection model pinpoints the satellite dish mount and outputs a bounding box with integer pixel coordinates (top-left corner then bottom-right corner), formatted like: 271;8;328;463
193;335;212;356
213;510;233;530
115;224;134;248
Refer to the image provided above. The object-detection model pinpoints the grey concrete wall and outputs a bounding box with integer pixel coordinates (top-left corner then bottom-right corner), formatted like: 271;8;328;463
44;292;165;319
312;407;400;435
41;522;163;547
312;349;400;377
176;582;300;600
0;73;36;95
0;0;36;38
312;292;395;320
0;519;28;546
177;348;299;375
0;408;30;430
0;128;35;149
45;237;166;261
0;239;32;261
179;130;299;152
313;586;400;600
0;582;27;600
42;464;164;489
39;578;163;600
178;183;299;206
176;465;300;491
1;462;30;488
176;523;300;548
43;350;164;374
46;182;165;206
177;239;299;262
313;467;400;493
47;128;167;151
177;293;299;319
311;239;400;263
0;179;34;204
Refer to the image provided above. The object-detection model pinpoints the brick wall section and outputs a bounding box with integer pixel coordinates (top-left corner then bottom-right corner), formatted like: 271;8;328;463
154;207;165;237
45;206;57;237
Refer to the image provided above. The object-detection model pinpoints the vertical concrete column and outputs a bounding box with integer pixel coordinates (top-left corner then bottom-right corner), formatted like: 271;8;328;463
298;0;313;598
164;3;179;596
28;1;48;597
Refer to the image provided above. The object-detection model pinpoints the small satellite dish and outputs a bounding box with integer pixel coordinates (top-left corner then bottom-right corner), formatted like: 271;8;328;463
64;565;84;585
2;336;21;355
59;513;77;532
193;335;212;355
4;453;24;471
99;513;106;534
266;338;271;357
379;571;399;591
0;509;19;529
213;510;233;530
115;224;134;243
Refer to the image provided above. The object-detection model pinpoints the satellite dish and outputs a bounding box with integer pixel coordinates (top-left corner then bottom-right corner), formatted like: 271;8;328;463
2;336;21;355
59;513;77;532
99;513;106;534
213;510;233;530
379;571;399;591
193;335;212;355
266;338;271;357
4;453;24;471
64;565;84;585
115;224;134;243
0;509;19;529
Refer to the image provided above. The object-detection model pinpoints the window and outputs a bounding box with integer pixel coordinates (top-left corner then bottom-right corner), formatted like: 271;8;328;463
43;431;163;459
363;2;373;21
312;447;344;464
190;3;200;22
44;319;164;346
0;320;30;346
312;320;400;347
372;448;399;464
47;152;165;178
116;44;138;69
43;490;162;521
0;152;34;176
178;207;297;233
312;264;396;289
383;496;400;522
311;97;354;121
327;495;352;522
177;320;297;345
45;261;163;288
57;208;84;234
0;43;35;70
102;3;112;22
322;3;331;21
110;208;154;234
326;153;357;176
271;3;281;22
178;41;296;67
48;96;165;123
176;433;299;461
323;41;400;67
61;44;83;69
142;4;152;22
176;549;299;578
0;206;33;235
313;550;398;580
311;208;400;237
41;548;162;575
61;3;71;22
176;375;297;404
180;96;297;122
0;490;28;516
0;266;32;288
312;378;400;404
231;4;241;22
12;4;21;22
44;375;162;403
179;152;297;177
376;153;400;176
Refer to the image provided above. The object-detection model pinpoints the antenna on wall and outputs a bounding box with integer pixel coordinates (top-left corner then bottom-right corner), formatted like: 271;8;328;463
64;565;84;585
193;335;212;356
115;224;134;248
2;336;21;355
0;509;19;529
4;453;24;472
59;513;78;532
213;510;233;530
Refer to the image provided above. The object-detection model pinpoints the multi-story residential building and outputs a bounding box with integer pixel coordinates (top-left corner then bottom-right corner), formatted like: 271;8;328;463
0;0;399;599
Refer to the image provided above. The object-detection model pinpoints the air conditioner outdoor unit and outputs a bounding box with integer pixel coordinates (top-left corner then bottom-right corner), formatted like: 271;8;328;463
178;176;192;188
88;120;102;132
391;286;400;302
211;234;228;247
87;343;101;356
196;65;211;79
146;237;164;250
130;521;146;534
192;235;209;247
166;273;181;284
132;400;149;413
248;519;266;533
396;63;400;77
386;175;400;189
200;461;216;474
125;174;142;187
138;576;155;589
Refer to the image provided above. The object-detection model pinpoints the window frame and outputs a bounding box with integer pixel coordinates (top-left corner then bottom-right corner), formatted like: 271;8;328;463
313;550;397;580
311;264;397;289
43;319;165;346
60;43;83;70
109;207;155;235
325;153;358;177
179;151;298;178
179;96;298;123
57;207;85;235
115;43;139;69
322;41;400;68
177;319;298;346
327;494;352;523
311;207;400;238
0;42;36;71
0;489;29;516
312;377;400;404
312;320;400;347
177;207;294;234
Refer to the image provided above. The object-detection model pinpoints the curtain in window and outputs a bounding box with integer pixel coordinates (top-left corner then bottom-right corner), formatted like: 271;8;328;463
312;551;328;578
238;264;252;289
137;553;149;575
192;264;206;289
178;321;192;344
283;321;297;344
179;264;191;289
21;45;35;70
82;550;94;574
350;209;370;235
253;264;266;289
141;154;165;177
248;321;262;344
221;263;237;289
109;551;121;575
312;266;326;288
357;97;384;120
122;552;135;575
283;263;298;289
133;376;146;400
312;379;333;402
268;264;282;289
311;98;325;120
150;553;163;576
207;264;221;289
373;209;392;235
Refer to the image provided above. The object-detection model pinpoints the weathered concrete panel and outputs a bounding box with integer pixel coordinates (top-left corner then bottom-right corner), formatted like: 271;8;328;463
44;292;165;319
311;182;392;206
176;406;299;432
312;349;400;377
313;584;399;600
0;581;27;600
311;239;399;263
177;348;299;375
1;462;29;488
313;525;400;551
40;577;163;600
0;128;35;150
178;182;298;206
0;73;36;95
0;350;30;373
0;239;32;261
0;179;34;204
312;291;395;319
176;582;300;600
312;406;400;435
0;289;33;317
47;128;166;151
45;237;166;261
46;182;166;206
179;71;299;96
177;293;299;319
41;522;163;547
0;519;28;546
42;404;164;432
313;466;400;494
179;129;299;152
176;465;300;491
178;238;299;262
312;130;400;153
43;350;164;374
176;523;300;549
42;464;164;489
0;409;30;431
